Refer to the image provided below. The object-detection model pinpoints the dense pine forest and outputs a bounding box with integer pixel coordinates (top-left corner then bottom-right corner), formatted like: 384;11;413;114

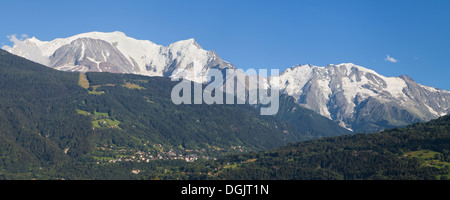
215;115;450;180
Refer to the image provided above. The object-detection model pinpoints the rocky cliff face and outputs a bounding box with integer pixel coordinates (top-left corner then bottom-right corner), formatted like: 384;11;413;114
50;38;138;73
3;31;235;81
278;63;450;132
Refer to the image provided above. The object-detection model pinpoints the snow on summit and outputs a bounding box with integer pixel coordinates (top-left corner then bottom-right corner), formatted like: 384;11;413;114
3;31;232;78
3;31;450;132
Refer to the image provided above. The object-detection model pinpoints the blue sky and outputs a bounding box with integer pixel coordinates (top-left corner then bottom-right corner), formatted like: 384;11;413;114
1;0;449;90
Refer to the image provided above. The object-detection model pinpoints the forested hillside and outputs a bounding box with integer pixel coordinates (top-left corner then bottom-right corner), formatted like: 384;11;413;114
0;49;92;175
43;114;450;180
213;115;450;180
0;49;350;179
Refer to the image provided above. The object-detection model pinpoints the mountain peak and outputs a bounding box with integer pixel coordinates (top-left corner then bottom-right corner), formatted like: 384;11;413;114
399;74;414;82
279;61;450;132
185;38;196;42
290;64;316;70
75;31;127;38
3;31;234;79
111;31;126;36
332;63;380;76
25;36;43;45
286;63;379;76
169;38;202;49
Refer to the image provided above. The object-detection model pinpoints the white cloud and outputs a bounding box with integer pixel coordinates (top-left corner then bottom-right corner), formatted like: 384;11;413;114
1;45;11;51
2;34;50;65
385;55;397;63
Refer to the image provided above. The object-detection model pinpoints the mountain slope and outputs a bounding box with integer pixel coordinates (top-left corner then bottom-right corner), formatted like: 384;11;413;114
274;94;351;138
279;63;450;133
5;32;449;133
46;113;450;180
3;31;234;79
0;49;351;179
212;114;450;180
0;49;93;171
50;38;138;73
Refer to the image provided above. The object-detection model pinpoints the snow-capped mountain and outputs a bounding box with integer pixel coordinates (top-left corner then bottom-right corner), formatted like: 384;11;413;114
278;63;450;132
3;31;235;81
3;31;450;132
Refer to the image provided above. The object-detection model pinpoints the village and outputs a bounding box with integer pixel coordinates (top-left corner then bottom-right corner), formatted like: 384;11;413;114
93;144;248;164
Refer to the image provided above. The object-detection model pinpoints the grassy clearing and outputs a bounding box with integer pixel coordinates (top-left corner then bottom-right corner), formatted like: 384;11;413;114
407;150;439;159
243;158;257;163
91;85;101;91
89;85;105;95
78;73;90;89
93;111;109;119
89;90;105;95
92;119;121;129
122;82;145;90
144;96;154;103
78;73;112;95
77;109;121;129
404;150;450;179
76;109;91;116
223;163;240;169
89;84;115;95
